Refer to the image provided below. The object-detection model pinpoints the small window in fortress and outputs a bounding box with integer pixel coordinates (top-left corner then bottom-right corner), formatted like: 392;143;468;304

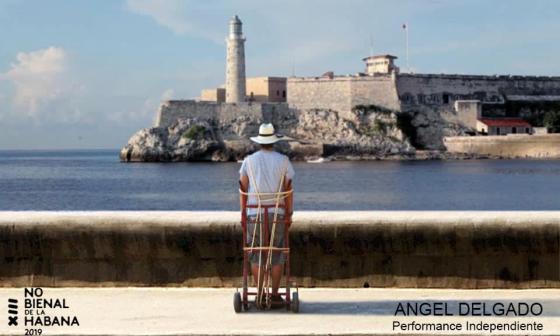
443;94;450;104
526;127;530;134
277;90;280;96
282;90;286;98
496;127;501;135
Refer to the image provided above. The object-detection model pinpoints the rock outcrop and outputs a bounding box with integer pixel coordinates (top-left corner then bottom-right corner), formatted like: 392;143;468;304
404;107;474;150
120;105;415;162
120;119;223;162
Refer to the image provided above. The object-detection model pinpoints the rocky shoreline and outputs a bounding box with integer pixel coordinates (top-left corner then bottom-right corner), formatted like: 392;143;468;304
120;105;481;162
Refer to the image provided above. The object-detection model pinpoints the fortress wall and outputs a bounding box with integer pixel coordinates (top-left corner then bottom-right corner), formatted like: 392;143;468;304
287;76;402;118
156;75;560;130
287;77;352;116
397;74;560;106
215;102;271;123
396;74;560;125
155;100;219;127
1;211;558;289
444;134;560;158
217;103;294;135
155;100;291;129
349;75;401;111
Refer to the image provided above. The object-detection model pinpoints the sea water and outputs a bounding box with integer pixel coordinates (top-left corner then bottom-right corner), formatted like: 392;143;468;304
1;149;560;210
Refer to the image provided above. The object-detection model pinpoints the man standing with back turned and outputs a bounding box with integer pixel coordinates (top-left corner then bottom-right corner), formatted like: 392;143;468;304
239;123;294;306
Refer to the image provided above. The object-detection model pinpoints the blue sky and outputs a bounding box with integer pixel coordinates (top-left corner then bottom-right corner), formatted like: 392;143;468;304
0;0;559;149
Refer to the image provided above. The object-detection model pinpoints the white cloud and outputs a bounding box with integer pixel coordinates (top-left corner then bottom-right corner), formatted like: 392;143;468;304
2;47;65;113
0;46;84;122
126;0;190;35
125;0;224;43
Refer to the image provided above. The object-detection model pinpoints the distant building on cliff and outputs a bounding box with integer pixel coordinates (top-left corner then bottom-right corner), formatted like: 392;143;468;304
200;87;226;103
363;54;399;75
200;77;287;103
166;16;560;150
246;77;286;102
286;55;560;146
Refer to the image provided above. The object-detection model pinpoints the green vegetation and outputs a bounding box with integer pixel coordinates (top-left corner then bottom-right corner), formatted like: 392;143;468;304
373;119;395;135
182;125;206;140
352;104;398;136
352;104;395;115
505;101;560;130
359;125;377;136
355;117;397;137
351;104;425;147
543;110;560;133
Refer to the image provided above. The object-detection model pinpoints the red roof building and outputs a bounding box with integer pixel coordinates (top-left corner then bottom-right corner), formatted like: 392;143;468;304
476;118;532;135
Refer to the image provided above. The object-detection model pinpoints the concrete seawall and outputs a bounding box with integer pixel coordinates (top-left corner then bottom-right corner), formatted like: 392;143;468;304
1;211;558;288
444;134;560;158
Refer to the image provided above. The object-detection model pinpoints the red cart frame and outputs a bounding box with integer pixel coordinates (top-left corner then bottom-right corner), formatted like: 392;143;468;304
234;187;298;313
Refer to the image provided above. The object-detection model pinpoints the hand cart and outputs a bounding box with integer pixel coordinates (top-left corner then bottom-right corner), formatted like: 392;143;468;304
234;186;298;313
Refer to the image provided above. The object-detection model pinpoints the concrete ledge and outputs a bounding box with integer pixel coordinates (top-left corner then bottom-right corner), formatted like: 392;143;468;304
1;211;559;288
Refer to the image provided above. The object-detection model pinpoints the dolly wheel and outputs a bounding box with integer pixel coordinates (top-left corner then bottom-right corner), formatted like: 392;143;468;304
234;292;242;313
290;292;299;313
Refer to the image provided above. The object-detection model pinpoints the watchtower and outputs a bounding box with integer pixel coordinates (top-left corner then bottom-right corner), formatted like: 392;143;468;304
363;54;399;75
225;15;246;103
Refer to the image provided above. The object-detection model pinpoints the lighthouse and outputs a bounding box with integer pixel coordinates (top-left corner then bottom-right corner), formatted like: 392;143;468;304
225;15;246;103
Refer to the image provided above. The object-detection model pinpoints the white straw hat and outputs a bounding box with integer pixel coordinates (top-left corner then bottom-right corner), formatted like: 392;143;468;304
250;123;282;144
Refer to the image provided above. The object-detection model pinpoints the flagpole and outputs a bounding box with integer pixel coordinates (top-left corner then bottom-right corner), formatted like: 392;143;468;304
405;22;410;73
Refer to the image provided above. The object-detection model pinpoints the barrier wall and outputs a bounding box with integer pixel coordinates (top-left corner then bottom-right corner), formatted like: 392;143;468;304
1;211;558;288
444;134;560;158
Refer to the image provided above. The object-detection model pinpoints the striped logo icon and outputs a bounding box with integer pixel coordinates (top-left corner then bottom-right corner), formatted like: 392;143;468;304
7;298;18;326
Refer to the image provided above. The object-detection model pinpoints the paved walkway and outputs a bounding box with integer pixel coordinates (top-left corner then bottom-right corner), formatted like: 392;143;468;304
1;288;559;335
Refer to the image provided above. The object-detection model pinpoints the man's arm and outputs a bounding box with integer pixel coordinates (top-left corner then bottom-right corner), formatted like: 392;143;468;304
239;174;249;210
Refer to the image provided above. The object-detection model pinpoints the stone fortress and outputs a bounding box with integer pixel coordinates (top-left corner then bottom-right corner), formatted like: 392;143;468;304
125;15;560;161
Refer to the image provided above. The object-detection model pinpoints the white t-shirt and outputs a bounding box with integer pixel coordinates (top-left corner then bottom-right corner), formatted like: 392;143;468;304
239;150;295;215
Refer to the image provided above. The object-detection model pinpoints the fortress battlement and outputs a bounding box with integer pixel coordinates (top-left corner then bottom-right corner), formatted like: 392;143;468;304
288;73;560;85
398;73;560;81
288;73;394;82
